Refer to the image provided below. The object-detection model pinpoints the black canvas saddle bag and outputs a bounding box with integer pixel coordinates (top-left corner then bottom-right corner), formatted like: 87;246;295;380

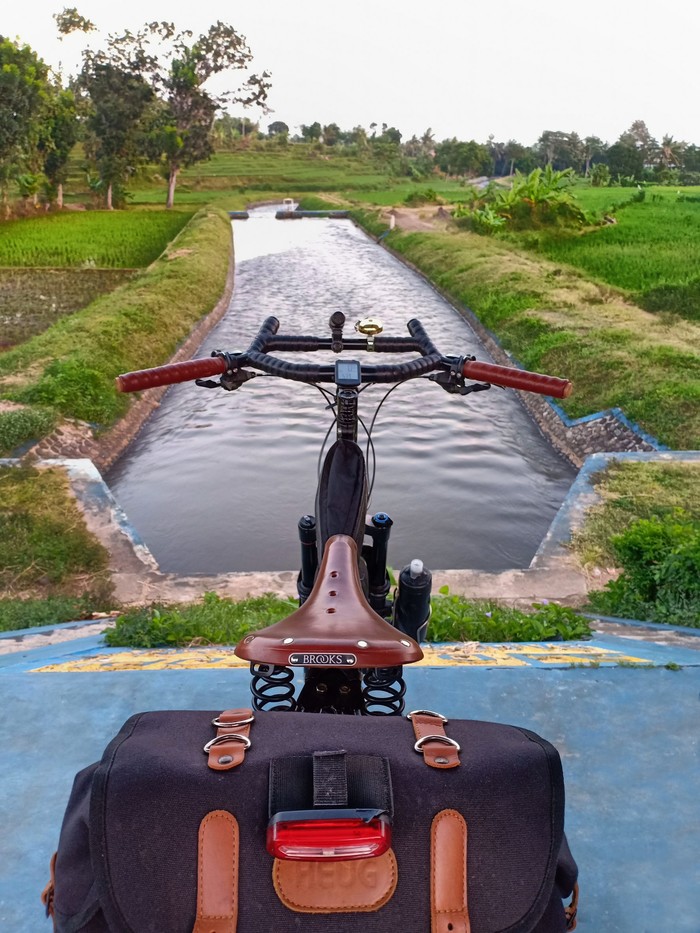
43;709;578;932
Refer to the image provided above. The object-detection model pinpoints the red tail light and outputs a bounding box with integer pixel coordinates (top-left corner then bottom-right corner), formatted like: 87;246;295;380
267;809;392;861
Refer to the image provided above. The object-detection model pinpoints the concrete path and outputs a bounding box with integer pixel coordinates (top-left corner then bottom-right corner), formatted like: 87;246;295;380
1;629;699;931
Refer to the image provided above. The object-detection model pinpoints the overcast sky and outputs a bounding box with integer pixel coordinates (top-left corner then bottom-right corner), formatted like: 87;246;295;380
5;1;700;146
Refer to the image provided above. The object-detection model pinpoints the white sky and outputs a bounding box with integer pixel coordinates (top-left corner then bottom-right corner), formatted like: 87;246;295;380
5;0;700;147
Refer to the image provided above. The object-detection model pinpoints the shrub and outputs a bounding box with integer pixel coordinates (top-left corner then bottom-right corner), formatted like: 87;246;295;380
404;188;440;206
0;407;57;454
588;515;700;626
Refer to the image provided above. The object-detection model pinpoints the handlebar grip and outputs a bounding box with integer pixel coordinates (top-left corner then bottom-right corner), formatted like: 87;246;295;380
462;360;572;399
115;357;228;393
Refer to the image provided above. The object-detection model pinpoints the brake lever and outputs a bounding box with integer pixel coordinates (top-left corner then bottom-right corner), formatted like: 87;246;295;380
195;370;256;391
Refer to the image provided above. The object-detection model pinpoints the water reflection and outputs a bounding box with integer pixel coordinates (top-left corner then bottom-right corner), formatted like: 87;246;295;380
107;207;575;572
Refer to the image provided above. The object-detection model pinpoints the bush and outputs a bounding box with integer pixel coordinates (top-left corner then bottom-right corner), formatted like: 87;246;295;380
429;595;591;642
588;515;700;626
404;188;441;206
0;594;113;631
0;407;57;454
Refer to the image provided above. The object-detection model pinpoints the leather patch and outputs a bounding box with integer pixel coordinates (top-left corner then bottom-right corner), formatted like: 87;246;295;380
193;810;239;933
431;809;470;933
273;849;398;913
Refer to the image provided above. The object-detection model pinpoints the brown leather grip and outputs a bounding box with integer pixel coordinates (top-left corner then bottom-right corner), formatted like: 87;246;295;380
462;360;572;399
115;356;228;393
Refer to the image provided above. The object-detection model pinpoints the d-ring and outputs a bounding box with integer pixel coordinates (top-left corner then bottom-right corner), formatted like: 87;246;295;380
406;709;448;724
203;733;252;754
211;715;254;729
414;735;461;753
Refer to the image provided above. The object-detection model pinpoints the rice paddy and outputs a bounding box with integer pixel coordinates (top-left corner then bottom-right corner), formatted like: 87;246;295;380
0;268;135;348
0;210;194;268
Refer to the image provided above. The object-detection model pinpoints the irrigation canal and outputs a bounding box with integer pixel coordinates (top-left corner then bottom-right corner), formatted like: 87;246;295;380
107;206;576;574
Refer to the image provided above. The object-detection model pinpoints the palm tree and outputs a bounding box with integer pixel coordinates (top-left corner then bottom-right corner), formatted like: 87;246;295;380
655;134;686;168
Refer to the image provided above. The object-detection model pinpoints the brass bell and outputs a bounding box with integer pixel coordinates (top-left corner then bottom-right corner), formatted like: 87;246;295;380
355;318;384;336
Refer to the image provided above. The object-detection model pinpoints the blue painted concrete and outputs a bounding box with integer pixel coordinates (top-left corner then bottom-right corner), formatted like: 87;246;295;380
1;639;699;931
584;613;700;638
0;618;116;642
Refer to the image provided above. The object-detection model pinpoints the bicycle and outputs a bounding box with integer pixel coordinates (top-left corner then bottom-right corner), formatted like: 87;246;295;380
117;312;572;718
43;313;579;931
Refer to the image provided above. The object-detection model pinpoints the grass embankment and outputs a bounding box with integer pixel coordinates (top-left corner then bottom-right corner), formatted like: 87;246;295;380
356;217;700;450
105;592;591;647
0;206;232;451
0;464;113;628
571;460;700;626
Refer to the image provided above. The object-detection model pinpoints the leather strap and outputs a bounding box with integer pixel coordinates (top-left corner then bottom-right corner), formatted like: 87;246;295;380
565;882;579;930
431;809;470;933
193;810;239;933
205;709;254;771
41;851;57;925
408;710;460;769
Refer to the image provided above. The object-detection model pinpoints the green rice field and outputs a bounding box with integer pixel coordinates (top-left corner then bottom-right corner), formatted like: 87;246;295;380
0;211;194;268
523;188;700;320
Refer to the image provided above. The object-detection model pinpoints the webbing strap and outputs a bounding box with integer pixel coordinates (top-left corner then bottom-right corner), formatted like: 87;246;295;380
313;750;348;807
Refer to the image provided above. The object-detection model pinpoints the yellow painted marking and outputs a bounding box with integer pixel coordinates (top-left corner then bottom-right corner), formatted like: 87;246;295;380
31;642;652;672
32;648;250;673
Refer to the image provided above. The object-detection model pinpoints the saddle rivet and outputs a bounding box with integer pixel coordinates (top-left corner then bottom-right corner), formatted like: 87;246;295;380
282;637;294;644
244;636;255;644
400;640;411;647
357;640;368;648
218;756;233;765
435;757;449;765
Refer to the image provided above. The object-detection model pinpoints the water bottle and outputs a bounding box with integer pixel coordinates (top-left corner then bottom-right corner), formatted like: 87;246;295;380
394;558;432;643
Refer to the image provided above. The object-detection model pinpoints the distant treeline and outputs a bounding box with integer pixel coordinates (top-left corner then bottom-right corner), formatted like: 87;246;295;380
2;17;698;218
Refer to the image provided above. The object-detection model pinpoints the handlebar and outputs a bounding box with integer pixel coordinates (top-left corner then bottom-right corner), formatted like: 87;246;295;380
115;317;572;399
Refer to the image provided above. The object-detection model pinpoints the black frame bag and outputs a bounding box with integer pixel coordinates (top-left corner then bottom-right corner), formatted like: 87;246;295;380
44;709;578;932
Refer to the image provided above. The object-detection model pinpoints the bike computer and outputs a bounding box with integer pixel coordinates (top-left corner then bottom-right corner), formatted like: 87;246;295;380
335;359;362;387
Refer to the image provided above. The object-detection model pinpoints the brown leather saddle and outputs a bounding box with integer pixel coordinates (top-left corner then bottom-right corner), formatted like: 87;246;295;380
235;534;423;669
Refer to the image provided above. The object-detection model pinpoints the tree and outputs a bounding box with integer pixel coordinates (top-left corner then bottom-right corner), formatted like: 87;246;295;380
582;136;607;176
301;121;322;141
267;121;288;137
57;16;271;208
618;119;656;165
503;139;528;176
80;59;155;208
0;37;51;217
322;123;341;146
38;85;80;208
654;134;686;169
606;141;644;181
